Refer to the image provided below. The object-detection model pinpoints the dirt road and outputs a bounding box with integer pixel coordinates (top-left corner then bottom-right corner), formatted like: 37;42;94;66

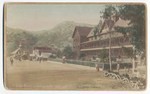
5;60;130;90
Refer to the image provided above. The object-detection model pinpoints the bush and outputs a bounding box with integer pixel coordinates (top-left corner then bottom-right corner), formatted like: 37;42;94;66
66;59;95;67
48;58;132;71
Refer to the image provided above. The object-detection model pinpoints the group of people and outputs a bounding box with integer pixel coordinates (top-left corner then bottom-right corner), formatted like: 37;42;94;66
9;55;23;66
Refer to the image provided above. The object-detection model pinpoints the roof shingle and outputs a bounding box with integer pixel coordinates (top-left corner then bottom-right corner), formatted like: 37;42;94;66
72;26;93;38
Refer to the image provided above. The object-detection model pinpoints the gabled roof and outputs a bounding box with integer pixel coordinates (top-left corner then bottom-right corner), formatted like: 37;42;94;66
87;28;95;38
72;26;93;38
100;17;130;33
11;48;21;55
87;20;103;38
114;18;130;27
87;18;130;38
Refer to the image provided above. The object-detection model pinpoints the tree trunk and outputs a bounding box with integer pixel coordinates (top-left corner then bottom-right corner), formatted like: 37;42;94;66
132;46;135;73
109;31;112;71
132;58;135;73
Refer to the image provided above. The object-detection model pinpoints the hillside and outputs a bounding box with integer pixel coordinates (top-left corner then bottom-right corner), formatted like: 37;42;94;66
6;27;38;55
35;21;76;49
35;21;94;49
6;21;94;55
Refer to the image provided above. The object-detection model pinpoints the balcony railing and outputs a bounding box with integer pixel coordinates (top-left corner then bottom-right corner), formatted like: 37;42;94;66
80;37;131;49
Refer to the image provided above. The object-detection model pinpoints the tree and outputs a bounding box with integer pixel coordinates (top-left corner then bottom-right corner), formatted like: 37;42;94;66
93;25;100;39
116;4;146;54
80;53;86;60
7;28;38;55
103;5;117;19
93;5;118;39
115;4;146;72
63;45;74;59
98;49;109;63
101;5;117;71
96;5;146;71
101;5;146;54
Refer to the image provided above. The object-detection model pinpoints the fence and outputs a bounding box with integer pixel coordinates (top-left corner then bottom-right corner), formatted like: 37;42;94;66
49;58;132;71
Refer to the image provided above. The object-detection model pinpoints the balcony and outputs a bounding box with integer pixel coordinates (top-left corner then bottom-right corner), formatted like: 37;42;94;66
80;36;131;49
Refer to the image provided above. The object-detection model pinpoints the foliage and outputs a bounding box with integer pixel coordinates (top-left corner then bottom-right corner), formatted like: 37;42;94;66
117;4;146;54
102;5;117;19
122;47;133;58
93;5;118;39
34;21;93;49
55;49;62;58
7;21;94;57
114;27;130;35
99;4;145;55
35;21;76;49
66;59;95;67
62;45;74;59
79;53;86;60
98;49;109;63
6;27;38;55
49;58;96;67
93;25;100;39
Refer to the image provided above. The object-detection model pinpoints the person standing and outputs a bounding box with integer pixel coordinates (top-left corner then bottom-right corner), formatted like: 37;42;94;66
95;56;101;72
62;56;66;64
10;56;14;66
116;55;122;73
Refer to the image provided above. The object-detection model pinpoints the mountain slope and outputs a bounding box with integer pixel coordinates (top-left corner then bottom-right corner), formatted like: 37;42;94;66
6;27;38;55
35;21;94;49
35;21;76;48
6;21;94;55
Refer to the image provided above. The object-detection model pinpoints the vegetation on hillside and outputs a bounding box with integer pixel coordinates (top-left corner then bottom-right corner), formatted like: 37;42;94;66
6;21;94;56
35;21;76;49
6;27;38;55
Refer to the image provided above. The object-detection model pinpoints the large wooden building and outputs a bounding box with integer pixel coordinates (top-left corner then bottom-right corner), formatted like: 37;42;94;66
72;16;133;61
72;26;93;59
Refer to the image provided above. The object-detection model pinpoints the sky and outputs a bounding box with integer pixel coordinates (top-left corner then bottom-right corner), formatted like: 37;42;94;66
6;3;106;31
